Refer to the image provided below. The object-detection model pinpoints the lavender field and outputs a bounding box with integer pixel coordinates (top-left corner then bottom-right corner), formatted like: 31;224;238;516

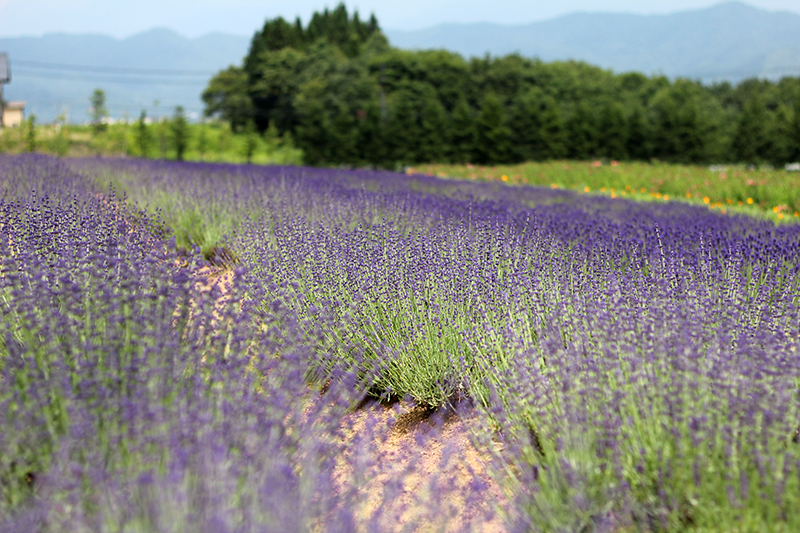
2;154;800;532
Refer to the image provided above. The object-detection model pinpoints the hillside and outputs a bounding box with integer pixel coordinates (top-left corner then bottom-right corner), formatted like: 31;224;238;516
0;29;249;123
386;2;800;81
2;2;799;124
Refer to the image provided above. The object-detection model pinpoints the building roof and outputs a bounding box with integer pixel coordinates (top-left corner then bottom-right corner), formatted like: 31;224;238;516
0;53;9;83
5;101;25;109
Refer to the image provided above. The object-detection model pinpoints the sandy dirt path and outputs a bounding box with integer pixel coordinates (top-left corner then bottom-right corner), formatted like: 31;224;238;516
196;267;510;532
332;399;509;532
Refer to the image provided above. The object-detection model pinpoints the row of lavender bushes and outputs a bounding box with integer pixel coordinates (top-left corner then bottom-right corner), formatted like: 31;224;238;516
76;157;800;530
228;160;800;530
1;155;491;532
4;154;800;530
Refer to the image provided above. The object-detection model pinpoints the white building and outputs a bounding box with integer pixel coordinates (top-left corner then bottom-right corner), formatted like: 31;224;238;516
2;101;25;128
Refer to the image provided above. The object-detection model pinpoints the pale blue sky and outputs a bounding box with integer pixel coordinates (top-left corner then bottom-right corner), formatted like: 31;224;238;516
1;0;800;38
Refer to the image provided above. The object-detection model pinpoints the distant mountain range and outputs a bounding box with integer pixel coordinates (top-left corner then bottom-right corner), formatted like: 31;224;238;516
386;2;800;81
0;29;250;123
1;1;799;124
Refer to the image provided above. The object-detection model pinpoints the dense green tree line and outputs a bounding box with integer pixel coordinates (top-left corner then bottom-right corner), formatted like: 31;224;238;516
203;3;800;168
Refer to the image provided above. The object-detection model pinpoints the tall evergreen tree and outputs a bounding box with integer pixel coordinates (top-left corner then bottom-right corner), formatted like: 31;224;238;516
244;16;304;76
330;105;360;166
732;93;770;164
650;87;681;161
597;102;627;160
135;110;152;157
767;104;793;166
538;96;567;160
650;80;714;164
386;87;421;164
295;78;334;165
171;106;189;161
678;95;716;164
327;4;357;56
509;89;543;163
448;97;476;163
242;120;259;164
625;104;650;161
417;90;448;163
241;4;383;134
207;7;800;167
247;47;310;133
202;66;254;132
791;96;800;162
25;115;36;153
90;89;108;134
565;102;598;160
475;93;511;165
357;102;388;167
510;89;567;162
294;59;378;166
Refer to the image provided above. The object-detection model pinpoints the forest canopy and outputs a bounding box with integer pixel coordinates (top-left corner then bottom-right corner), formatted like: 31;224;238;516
202;3;800;168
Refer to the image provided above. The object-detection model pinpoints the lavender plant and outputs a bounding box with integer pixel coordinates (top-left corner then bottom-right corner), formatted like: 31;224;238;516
4;154;800;531
1;155;489;531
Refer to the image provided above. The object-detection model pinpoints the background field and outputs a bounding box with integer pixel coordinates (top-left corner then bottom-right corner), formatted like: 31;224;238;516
0;121;304;166
415;160;800;223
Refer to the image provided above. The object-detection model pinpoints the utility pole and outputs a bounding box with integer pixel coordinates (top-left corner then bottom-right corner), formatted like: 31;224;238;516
0;53;10;128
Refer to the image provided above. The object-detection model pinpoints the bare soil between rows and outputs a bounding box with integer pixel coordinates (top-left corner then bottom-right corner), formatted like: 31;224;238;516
198;268;509;532
333;399;508;532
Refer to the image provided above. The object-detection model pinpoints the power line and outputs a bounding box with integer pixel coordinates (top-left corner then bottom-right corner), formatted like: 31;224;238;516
18;95;204;113
38;104;202;114
24;99;202;111
13;59;216;77
12;69;209;86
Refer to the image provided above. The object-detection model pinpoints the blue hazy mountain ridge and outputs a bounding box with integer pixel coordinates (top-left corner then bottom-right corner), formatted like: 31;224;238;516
386;2;800;81
0;28;250;123
1;1;799;123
